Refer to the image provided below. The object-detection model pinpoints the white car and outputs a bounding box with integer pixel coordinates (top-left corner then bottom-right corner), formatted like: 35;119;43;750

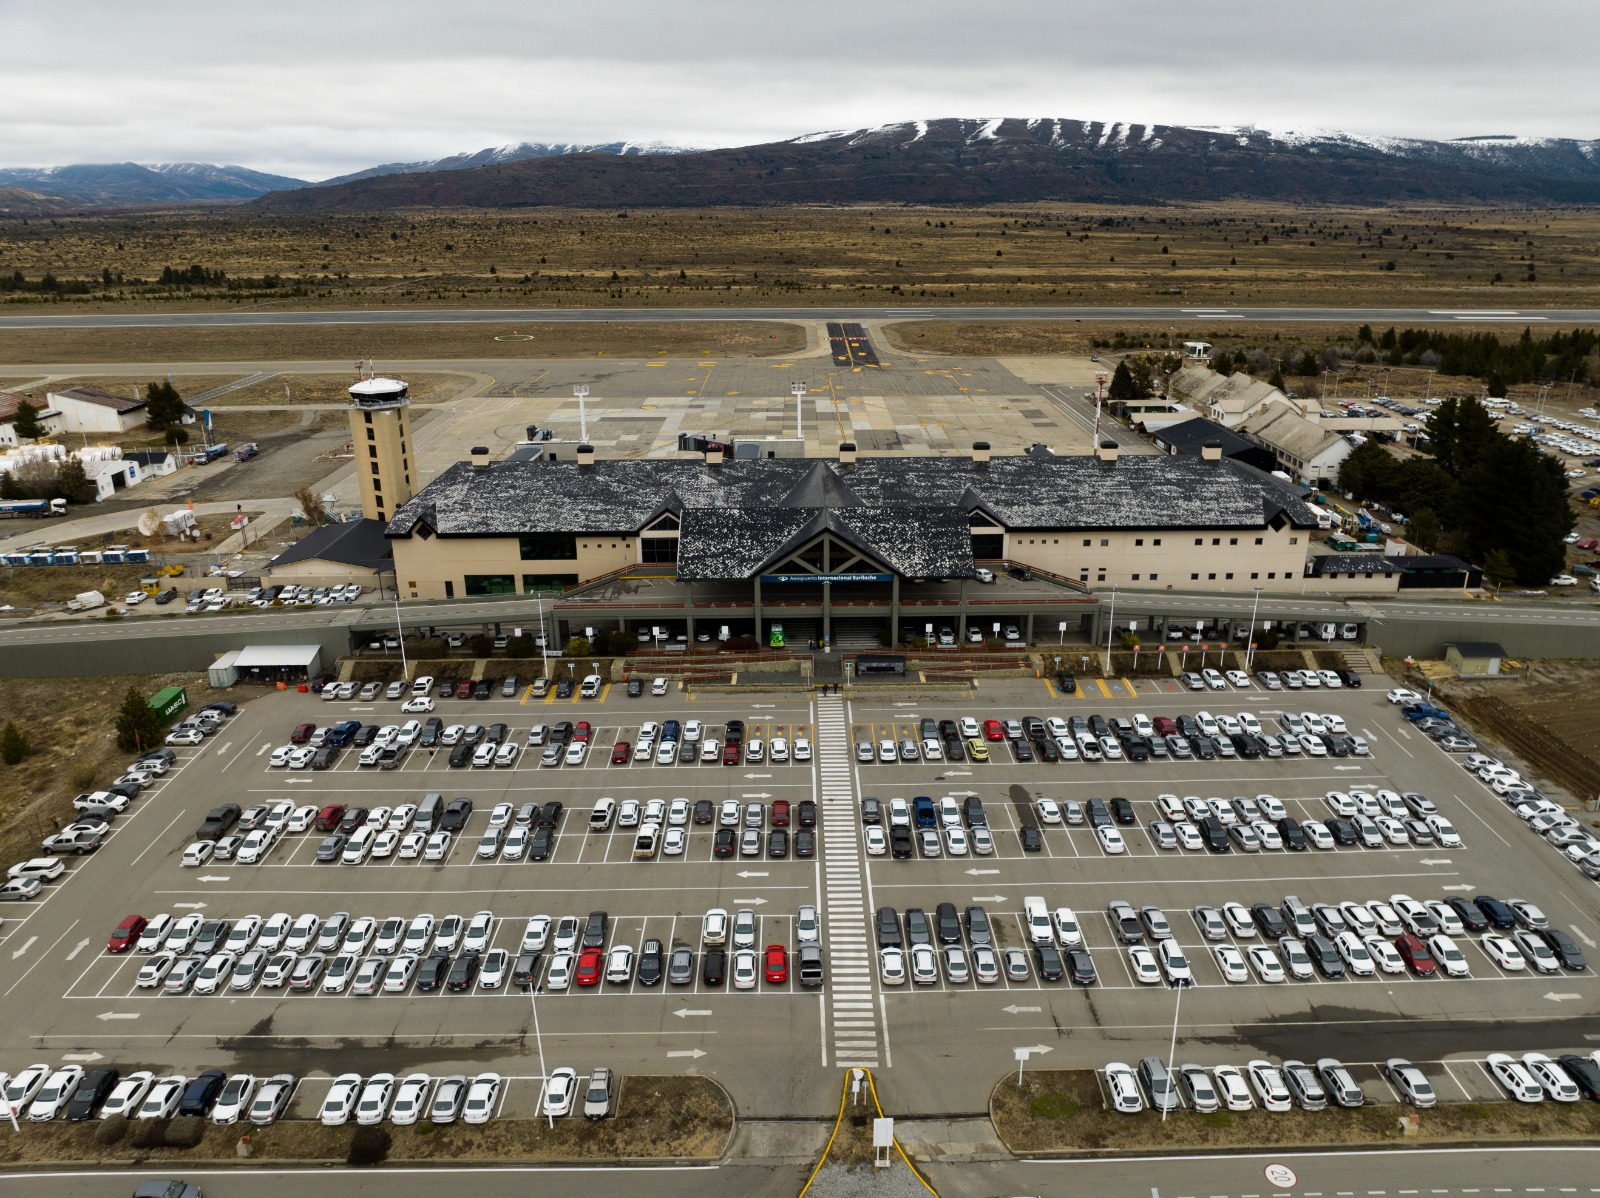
1214;944;1249;983
1482;933;1526;971
27;1066;84;1120
1486;1054;1545;1103
1429;934;1470;977
401;696;434;714
423;831;452;860
137;1076;188;1120
1127;945;1161;984
355;1073;396;1125
1212;1065;1255;1111
1387;688;1424;705
879;946;907;985
399;831;427;858
1523;1053;1581;1103
1245;945;1286;983
136;952;177;988
541;1067;578;1117
210;1073;258;1125
1246;1061;1293;1111
1034;798;1062;825
1096;826;1126;855
864;826;887;856
1365;937;1406;974
268;745;296;767
181;841;216;868
390;1073;432;1126
1104;1062;1144;1113
102;1071;155;1120
463;1073;502;1125
320;1073;363;1125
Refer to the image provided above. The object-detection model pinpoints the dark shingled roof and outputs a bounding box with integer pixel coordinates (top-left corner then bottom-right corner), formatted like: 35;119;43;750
1447;641;1507;658
388;452;1320;581
51;386;146;414
1308;553;1400;575
269;519;394;571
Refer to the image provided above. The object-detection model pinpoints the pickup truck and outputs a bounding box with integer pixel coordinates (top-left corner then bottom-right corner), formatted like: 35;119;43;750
73;791;130;813
42;826;105;855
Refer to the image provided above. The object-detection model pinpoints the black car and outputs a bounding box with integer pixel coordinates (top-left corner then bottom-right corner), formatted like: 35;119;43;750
1033;943;1065;982
713;829;736;858
581;911;608;949
1023;716;1047;741
418;718;443;748
528;826;555;861
1337;669;1363;688
315;834;347;862
555;679;575;699
693;800;715;825
794;829;815;858
1559;1054;1600;1100
678;741;697;763
1019;826;1043;852
446;954;480;991
1066;949;1097;985
550;721;574;745
1087;714;1109;738
861;797;883;825
875;907;902;948
1321;734;1350;758
436;680;455;699
1474;895;1517;929
943;737;965;762
1447;897;1491;933
1250;903;1287;939
1277;817;1307;851
1122;737;1150;763
310;745;339;770
1231;733;1261;760
485;723;508;746
153;587;178;605
196;804;241;841
768;829;789;858
1034;736;1061;763
890;826;914;858
473;680;492;700
702;948;727;986
448;743;473;768
1543;928;1588;971
1189;735;1216;760
1086;799;1111;828
1304;934;1346;978
1056;672;1075;693
626;678;643;698
796;800;816;828
416;952;451;992
1010;738;1034;762
539;801;564;827
1325;817;1360;846
64;1067;119;1121
1200;816;1230;853
724;720;745;745
935;902;962;946
177;1069;227;1117
1110;798;1136;825
440;799;474;832
353;724;380;747
338;807;369;834
637;938;664;985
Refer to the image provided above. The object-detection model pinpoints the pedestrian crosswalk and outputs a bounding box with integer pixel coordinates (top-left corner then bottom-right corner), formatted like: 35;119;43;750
815;694;882;1068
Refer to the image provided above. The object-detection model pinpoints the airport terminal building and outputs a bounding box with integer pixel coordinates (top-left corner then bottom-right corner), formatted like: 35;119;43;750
384;440;1323;647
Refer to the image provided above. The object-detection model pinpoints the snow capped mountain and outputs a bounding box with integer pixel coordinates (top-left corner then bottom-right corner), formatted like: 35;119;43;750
315;139;697;186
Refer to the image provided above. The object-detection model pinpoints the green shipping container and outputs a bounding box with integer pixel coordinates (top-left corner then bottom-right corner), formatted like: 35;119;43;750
148;686;188;721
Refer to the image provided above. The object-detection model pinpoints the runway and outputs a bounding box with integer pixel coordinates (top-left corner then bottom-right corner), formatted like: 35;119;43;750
1;305;1596;330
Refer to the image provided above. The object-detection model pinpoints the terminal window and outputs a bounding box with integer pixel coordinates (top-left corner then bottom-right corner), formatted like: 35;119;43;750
520;534;578;560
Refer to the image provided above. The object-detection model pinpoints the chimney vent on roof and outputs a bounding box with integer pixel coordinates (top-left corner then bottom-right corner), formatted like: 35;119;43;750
469;446;490;470
576;443;596;468
972;441;991;466
1201;440;1223;461
1096;440;1120;463
838;442;857;465
704;446;724;467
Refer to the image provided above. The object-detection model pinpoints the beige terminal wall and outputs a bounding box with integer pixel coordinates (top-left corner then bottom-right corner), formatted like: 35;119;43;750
392;534;634;599
1003;524;1308;590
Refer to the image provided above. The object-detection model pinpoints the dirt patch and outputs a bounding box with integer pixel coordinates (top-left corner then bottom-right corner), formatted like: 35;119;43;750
0;564;154;609
212;371;479;406
0;321;807;366
0;671;212;873
1430;660;1600;803
25;375;241;402
992;1069;1600;1154
0;1076;730;1165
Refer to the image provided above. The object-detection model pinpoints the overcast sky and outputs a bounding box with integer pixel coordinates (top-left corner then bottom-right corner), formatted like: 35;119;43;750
4;0;1597;179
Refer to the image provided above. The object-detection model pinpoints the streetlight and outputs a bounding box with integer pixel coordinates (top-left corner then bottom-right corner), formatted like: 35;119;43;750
791;383;808;445
528;986;553;1129
1245;586;1263;669
573;385;590;443
392;591;408;678
534;591;552;681
1161;977;1185;1123
1102;586;1117;673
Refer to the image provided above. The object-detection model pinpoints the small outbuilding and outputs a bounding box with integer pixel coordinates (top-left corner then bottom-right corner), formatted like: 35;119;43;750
231;644;322;684
1444;641;1506;678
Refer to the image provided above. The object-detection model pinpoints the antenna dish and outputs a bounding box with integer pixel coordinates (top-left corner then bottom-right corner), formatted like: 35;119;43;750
137;508;161;537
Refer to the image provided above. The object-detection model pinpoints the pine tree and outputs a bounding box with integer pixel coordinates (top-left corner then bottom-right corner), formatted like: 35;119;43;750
144;380;186;429
1482;548;1515;593
1268;369;1286;392
0;471;22;501
0;721;29;765
114;686;163;754
1107;360;1139;404
11;399;42;441
55;458;95;504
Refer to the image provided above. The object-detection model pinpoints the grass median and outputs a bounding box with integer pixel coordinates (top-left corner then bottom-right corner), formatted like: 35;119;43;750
993;1069;1600;1155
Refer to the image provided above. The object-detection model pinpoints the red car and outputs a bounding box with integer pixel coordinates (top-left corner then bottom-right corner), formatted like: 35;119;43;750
610;741;630;764
454;680;473;698
573;721;592;744
313;804;345;832
108;914;147;953
982;719;1004;741
764;944;788;984
1578;537;1599;551
289;723;315;745
1152;716;1178;737
771;800;790;827
722;742;742;766
1395;934;1437;977
575;947;604;987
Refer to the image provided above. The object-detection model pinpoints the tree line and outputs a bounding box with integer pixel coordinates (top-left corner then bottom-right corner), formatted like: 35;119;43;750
1336;396;1575;586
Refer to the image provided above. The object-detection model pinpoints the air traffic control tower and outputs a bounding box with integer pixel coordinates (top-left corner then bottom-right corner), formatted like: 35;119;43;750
347;376;415;523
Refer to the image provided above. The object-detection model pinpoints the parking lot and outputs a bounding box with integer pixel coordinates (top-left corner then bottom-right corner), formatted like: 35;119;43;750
5;671;1600;1119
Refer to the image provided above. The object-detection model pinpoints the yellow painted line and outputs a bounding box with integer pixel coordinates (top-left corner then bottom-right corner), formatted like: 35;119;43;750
544;688;557;705
1121;678;1137;697
646;361;666;367
519;685;535;705
1095;678;1112;698
599;683;612;702
1074;683;1086;699
1043;680;1058;699
698;361;718;366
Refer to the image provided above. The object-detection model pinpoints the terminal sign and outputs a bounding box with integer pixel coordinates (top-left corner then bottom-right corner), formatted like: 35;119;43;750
760;573;894;584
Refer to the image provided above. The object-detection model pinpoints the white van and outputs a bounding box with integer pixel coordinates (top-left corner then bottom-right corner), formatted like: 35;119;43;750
411;675;434;695
589;798;616;831
1023;896;1053;945
580;674;603;699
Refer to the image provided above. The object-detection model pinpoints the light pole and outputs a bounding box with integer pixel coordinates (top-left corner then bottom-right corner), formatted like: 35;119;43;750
392;591;409;678
791;383;807;446
1102;586;1117;673
529;986;553;1128
574;385;590;443
1245;586;1263;669
1162;979;1184;1123
535;591;551;681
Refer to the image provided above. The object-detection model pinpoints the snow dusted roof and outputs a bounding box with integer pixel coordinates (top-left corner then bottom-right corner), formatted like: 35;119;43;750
387;453;1320;580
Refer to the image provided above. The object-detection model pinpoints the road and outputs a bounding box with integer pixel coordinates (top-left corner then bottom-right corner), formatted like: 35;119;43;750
5;1145;1597;1197
1;305;1596;330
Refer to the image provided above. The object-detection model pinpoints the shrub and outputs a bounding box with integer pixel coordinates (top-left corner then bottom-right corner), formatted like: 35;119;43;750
566;637;592;657
0;721;30;765
95;1114;128;1145
348;1124;391;1166
164;1117;205;1148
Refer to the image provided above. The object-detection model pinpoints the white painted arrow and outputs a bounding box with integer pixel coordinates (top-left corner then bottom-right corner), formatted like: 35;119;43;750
743;773;771;779
965;868;1001;876
1574;927;1597;948
216;743;232;755
742;793;773;800
943;771;972;777
972;895;1007;903
96;1012;140;1022
62;1052;104;1063
10;936;37;960
1441;884;1474;891
666;1048;707;1059
736;871;768;879
893;703;919;708
196;875;231;883
1003;1004;1042;1014
255;745;269;757
172;902;207;910
672;1009;713;1018
1015;1044;1053;1055
284;778;315;784
64;938;91;961
1545;992;1583;1002
1418;858;1453;866
732;898;768;906
752;704;776;709
1333;764;1362;771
